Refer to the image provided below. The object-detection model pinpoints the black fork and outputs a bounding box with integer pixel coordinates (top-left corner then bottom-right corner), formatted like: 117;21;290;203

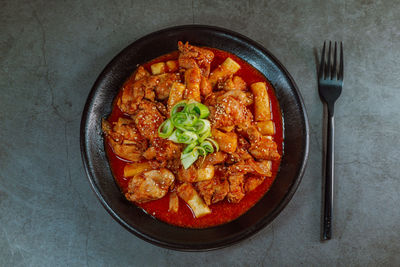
318;41;344;240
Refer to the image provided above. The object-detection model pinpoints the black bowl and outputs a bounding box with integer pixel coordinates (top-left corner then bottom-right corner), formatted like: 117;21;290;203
80;25;309;251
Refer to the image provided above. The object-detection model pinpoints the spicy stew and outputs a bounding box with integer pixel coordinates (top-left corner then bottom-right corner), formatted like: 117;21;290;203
102;42;283;228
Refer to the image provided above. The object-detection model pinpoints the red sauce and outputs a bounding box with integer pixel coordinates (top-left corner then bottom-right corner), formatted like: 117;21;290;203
105;48;283;228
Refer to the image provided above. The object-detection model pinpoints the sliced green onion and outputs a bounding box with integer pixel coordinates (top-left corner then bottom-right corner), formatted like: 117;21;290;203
200;141;214;154
186;114;198;126
183;141;198;154
158;119;174;138
181;150;199;169
171;112;198;130
167;129;183;143
168;129;198;144
170;101;187;117
193;147;207;165
206;137;219;152
193;119;211;135
198;129;211;143
159;101;215;168
179;131;198;144
194;146;207;156
184;102;210;119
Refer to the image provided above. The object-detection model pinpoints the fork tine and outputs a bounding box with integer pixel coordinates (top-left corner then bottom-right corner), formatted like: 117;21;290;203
332;42;337;79
326;41;331;79
339;42;344;80
319;41;326;79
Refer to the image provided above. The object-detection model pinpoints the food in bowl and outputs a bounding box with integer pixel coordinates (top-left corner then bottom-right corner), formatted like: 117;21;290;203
101;41;283;228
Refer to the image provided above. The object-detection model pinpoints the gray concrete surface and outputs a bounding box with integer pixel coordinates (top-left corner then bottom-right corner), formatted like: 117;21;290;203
1;0;399;266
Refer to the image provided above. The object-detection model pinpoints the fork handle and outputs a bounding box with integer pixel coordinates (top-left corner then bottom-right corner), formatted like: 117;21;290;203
323;109;334;240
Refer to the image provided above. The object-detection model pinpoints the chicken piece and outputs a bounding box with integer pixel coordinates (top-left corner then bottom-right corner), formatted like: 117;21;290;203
203;91;225;107
213;182;229;204
102;118;137;142
177;183;211;218
237;134;251;155
143;137;181;162
169;192;179;213
167;82;186;113
223;76;247;91
195;180;214;205
196;170;229;205
177;164;214;183
244;175;265;192
219;125;235;132
155;73;180;100
163;157;182;174
203;151;227;165
102;118;148;162
238;125;280;161
228;160;254;175
220;90;253;106
133;66;150;81
211;128;238;153
248;160;272;176
196;179;229;205
125;168;175;203
228;158;272;177
226;135;252;163
227;174;245;203
238;124;262;143
183;67;201;102
134;101;164;140
213;165;229;204
106;139;143;162
155;101;168;117
117;75;159;114
249;138;281;161
178;41;214;77
228;159;271;197
177;165;197;182
200;76;212;96
209;95;253;128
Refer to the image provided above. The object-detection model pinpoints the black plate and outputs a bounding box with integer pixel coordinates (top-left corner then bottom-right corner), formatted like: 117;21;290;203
80;25;309;251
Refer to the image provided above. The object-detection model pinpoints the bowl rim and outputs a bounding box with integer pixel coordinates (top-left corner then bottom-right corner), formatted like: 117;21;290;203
80;24;309;251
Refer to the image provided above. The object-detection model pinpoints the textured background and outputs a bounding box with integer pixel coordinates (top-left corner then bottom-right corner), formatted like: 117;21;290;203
1;0;399;266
